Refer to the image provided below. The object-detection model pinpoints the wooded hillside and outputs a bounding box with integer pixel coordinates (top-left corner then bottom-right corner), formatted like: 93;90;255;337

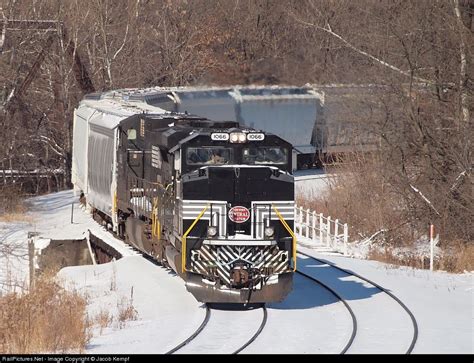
1;0;472;247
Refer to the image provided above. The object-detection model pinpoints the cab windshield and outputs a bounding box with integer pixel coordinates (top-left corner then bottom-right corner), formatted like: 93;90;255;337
187;147;232;165
242;147;287;165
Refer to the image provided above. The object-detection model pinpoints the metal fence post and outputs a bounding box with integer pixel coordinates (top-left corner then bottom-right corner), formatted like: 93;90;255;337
305;208;310;237
344;223;348;256
334;219;339;248
312;211;317;241
71;202;74;224
295;205;301;233
300;206;304;235
294;205;298;234
326;216;331;247
319;213;323;243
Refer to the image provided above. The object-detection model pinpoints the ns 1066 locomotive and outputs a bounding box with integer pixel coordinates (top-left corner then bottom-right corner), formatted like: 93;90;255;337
71;89;296;303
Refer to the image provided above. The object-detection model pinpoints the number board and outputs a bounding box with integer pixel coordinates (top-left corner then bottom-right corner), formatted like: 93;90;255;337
211;133;229;141
247;133;265;141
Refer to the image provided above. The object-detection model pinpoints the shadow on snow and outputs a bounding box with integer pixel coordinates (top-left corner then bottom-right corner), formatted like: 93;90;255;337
269;255;381;310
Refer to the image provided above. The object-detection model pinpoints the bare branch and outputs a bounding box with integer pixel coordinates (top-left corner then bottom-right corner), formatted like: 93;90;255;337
409;184;441;216
112;22;129;61
450;169;468;193
36;135;64;157
0;11;6;52
453;0;470;126
289;12;435;85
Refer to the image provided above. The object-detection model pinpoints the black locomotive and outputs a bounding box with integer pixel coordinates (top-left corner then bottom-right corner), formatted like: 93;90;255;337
72;91;296;303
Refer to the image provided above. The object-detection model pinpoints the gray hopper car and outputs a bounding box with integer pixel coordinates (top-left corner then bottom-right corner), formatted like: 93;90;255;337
124;86;326;169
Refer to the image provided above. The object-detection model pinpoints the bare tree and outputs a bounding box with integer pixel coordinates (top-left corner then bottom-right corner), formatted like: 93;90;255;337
0;0;471;247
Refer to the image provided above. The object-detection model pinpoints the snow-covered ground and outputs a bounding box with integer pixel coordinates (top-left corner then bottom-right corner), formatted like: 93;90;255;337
298;246;473;354
0;189;472;353
59;256;205;354
243;273;352;354
0;190;137;295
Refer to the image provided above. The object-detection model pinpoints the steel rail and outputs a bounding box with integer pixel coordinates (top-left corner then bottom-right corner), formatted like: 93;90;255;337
233;305;268;354
297;250;418;354
295;268;357;354
165;305;211;354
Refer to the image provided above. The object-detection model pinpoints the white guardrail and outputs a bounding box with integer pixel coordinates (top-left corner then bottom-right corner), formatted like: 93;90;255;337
294;205;349;256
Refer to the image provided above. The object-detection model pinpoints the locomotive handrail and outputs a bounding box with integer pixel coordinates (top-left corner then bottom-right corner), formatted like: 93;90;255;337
182;205;209;273
151;197;161;240
126;175;174;219
273;205;297;271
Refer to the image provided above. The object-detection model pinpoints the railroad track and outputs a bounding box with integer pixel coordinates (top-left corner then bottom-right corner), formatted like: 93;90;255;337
89;224;417;354
90;233;267;354
297;251;418;354
165;305;212;354
232;305;267;354
166;304;267;354
295;269;357;354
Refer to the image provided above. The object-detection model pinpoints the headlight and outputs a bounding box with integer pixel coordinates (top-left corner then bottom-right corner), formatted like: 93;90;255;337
230;132;246;143
207;226;217;237
264;226;274;237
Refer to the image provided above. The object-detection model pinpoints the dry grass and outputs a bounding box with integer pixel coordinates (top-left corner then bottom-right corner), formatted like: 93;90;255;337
438;242;474;273
94;309;113;334
0;272;91;353
0;212;35;223
367;242;474;273
0;203;34;223
91;292;138;332
301;165;412;246
367;248;427;270
117;297;138;328
0;186;34;222
301;154;473;273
